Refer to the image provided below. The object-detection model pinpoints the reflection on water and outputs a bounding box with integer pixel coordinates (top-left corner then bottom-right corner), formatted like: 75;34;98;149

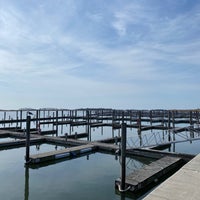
0;139;200;200
1;111;200;199
0;144;152;200
24;166;29;200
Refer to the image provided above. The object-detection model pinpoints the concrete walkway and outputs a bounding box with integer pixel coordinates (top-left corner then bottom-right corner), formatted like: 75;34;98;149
144;153;200;200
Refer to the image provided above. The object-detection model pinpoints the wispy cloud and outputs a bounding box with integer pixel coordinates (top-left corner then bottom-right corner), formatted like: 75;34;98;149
0;0;199;109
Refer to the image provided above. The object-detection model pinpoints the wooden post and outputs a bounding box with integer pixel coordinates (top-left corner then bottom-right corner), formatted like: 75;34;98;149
168;110;171;129
150;110;152;126
120;122;127;191
86;110;90;141
162;111;164;127
115;136;118;145
9;115;11;127
75;110;77;121
190;111;193;125
36;110;39;129
52;111;55;130
3;111;6;128
195;111;199;124
38;110;41;121
25;115;31;163
20;110;22;128
167;111;171;141
173;130;175;141
52;111;55;122
172;111;175;128
16;110;18;128
75;132;77;140
56;110;58;136
61;110;64;120
122;111;124;123
112;128;114;138
71;110;74;132
138;111;141;134
69;124;72;135
112;110;115;138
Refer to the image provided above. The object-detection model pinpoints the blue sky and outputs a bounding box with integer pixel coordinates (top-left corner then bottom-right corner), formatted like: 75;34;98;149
0;0;200;109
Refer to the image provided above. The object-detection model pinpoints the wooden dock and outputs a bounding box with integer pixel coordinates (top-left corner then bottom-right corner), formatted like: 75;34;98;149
115;156;183;193
144;153;200;200
0;138;45;149
29;144;96;164
0;108;199;199
0;109;199;136
30;130;57;135
126;148;194;162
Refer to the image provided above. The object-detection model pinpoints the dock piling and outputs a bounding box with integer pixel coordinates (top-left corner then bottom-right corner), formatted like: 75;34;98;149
65;133;68;141
120;122;127;192
25;115;31;164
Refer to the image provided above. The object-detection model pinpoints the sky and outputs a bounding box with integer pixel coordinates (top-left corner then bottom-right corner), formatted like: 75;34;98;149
0;0;200;110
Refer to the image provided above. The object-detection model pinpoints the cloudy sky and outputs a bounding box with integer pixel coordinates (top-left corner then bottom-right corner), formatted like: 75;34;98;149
0;0;200;109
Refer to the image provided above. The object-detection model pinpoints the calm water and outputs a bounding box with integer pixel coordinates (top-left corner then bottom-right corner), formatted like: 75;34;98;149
0;145;152;200
1;111;200;199
1;139;199;200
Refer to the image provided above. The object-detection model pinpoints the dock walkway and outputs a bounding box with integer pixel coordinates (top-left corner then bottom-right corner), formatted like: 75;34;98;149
29;144;96;164
144;153;200;200
115;156;183;193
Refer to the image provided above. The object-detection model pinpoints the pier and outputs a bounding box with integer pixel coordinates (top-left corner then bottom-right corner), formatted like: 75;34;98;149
0;108;200;199
29;144;96;164
115;156;183;193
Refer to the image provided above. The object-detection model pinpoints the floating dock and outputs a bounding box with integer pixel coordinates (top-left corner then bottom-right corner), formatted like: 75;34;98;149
0;108;200;199
115;156;183;193
0;138;45;149
29;144;96;164
0;109;199;132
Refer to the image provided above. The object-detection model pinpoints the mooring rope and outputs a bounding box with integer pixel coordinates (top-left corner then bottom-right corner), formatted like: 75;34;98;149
117;183;131;193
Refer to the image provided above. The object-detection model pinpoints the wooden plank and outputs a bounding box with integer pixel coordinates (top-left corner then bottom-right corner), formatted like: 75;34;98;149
115;156;183;193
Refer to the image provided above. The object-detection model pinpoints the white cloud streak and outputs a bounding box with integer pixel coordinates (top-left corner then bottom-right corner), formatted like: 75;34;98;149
0;0;199;108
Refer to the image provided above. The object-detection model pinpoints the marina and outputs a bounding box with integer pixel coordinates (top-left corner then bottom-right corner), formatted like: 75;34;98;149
0;108;200;199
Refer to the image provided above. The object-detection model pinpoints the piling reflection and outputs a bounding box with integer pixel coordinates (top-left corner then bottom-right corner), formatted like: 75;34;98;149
120;193;126;200
24;166;29;200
